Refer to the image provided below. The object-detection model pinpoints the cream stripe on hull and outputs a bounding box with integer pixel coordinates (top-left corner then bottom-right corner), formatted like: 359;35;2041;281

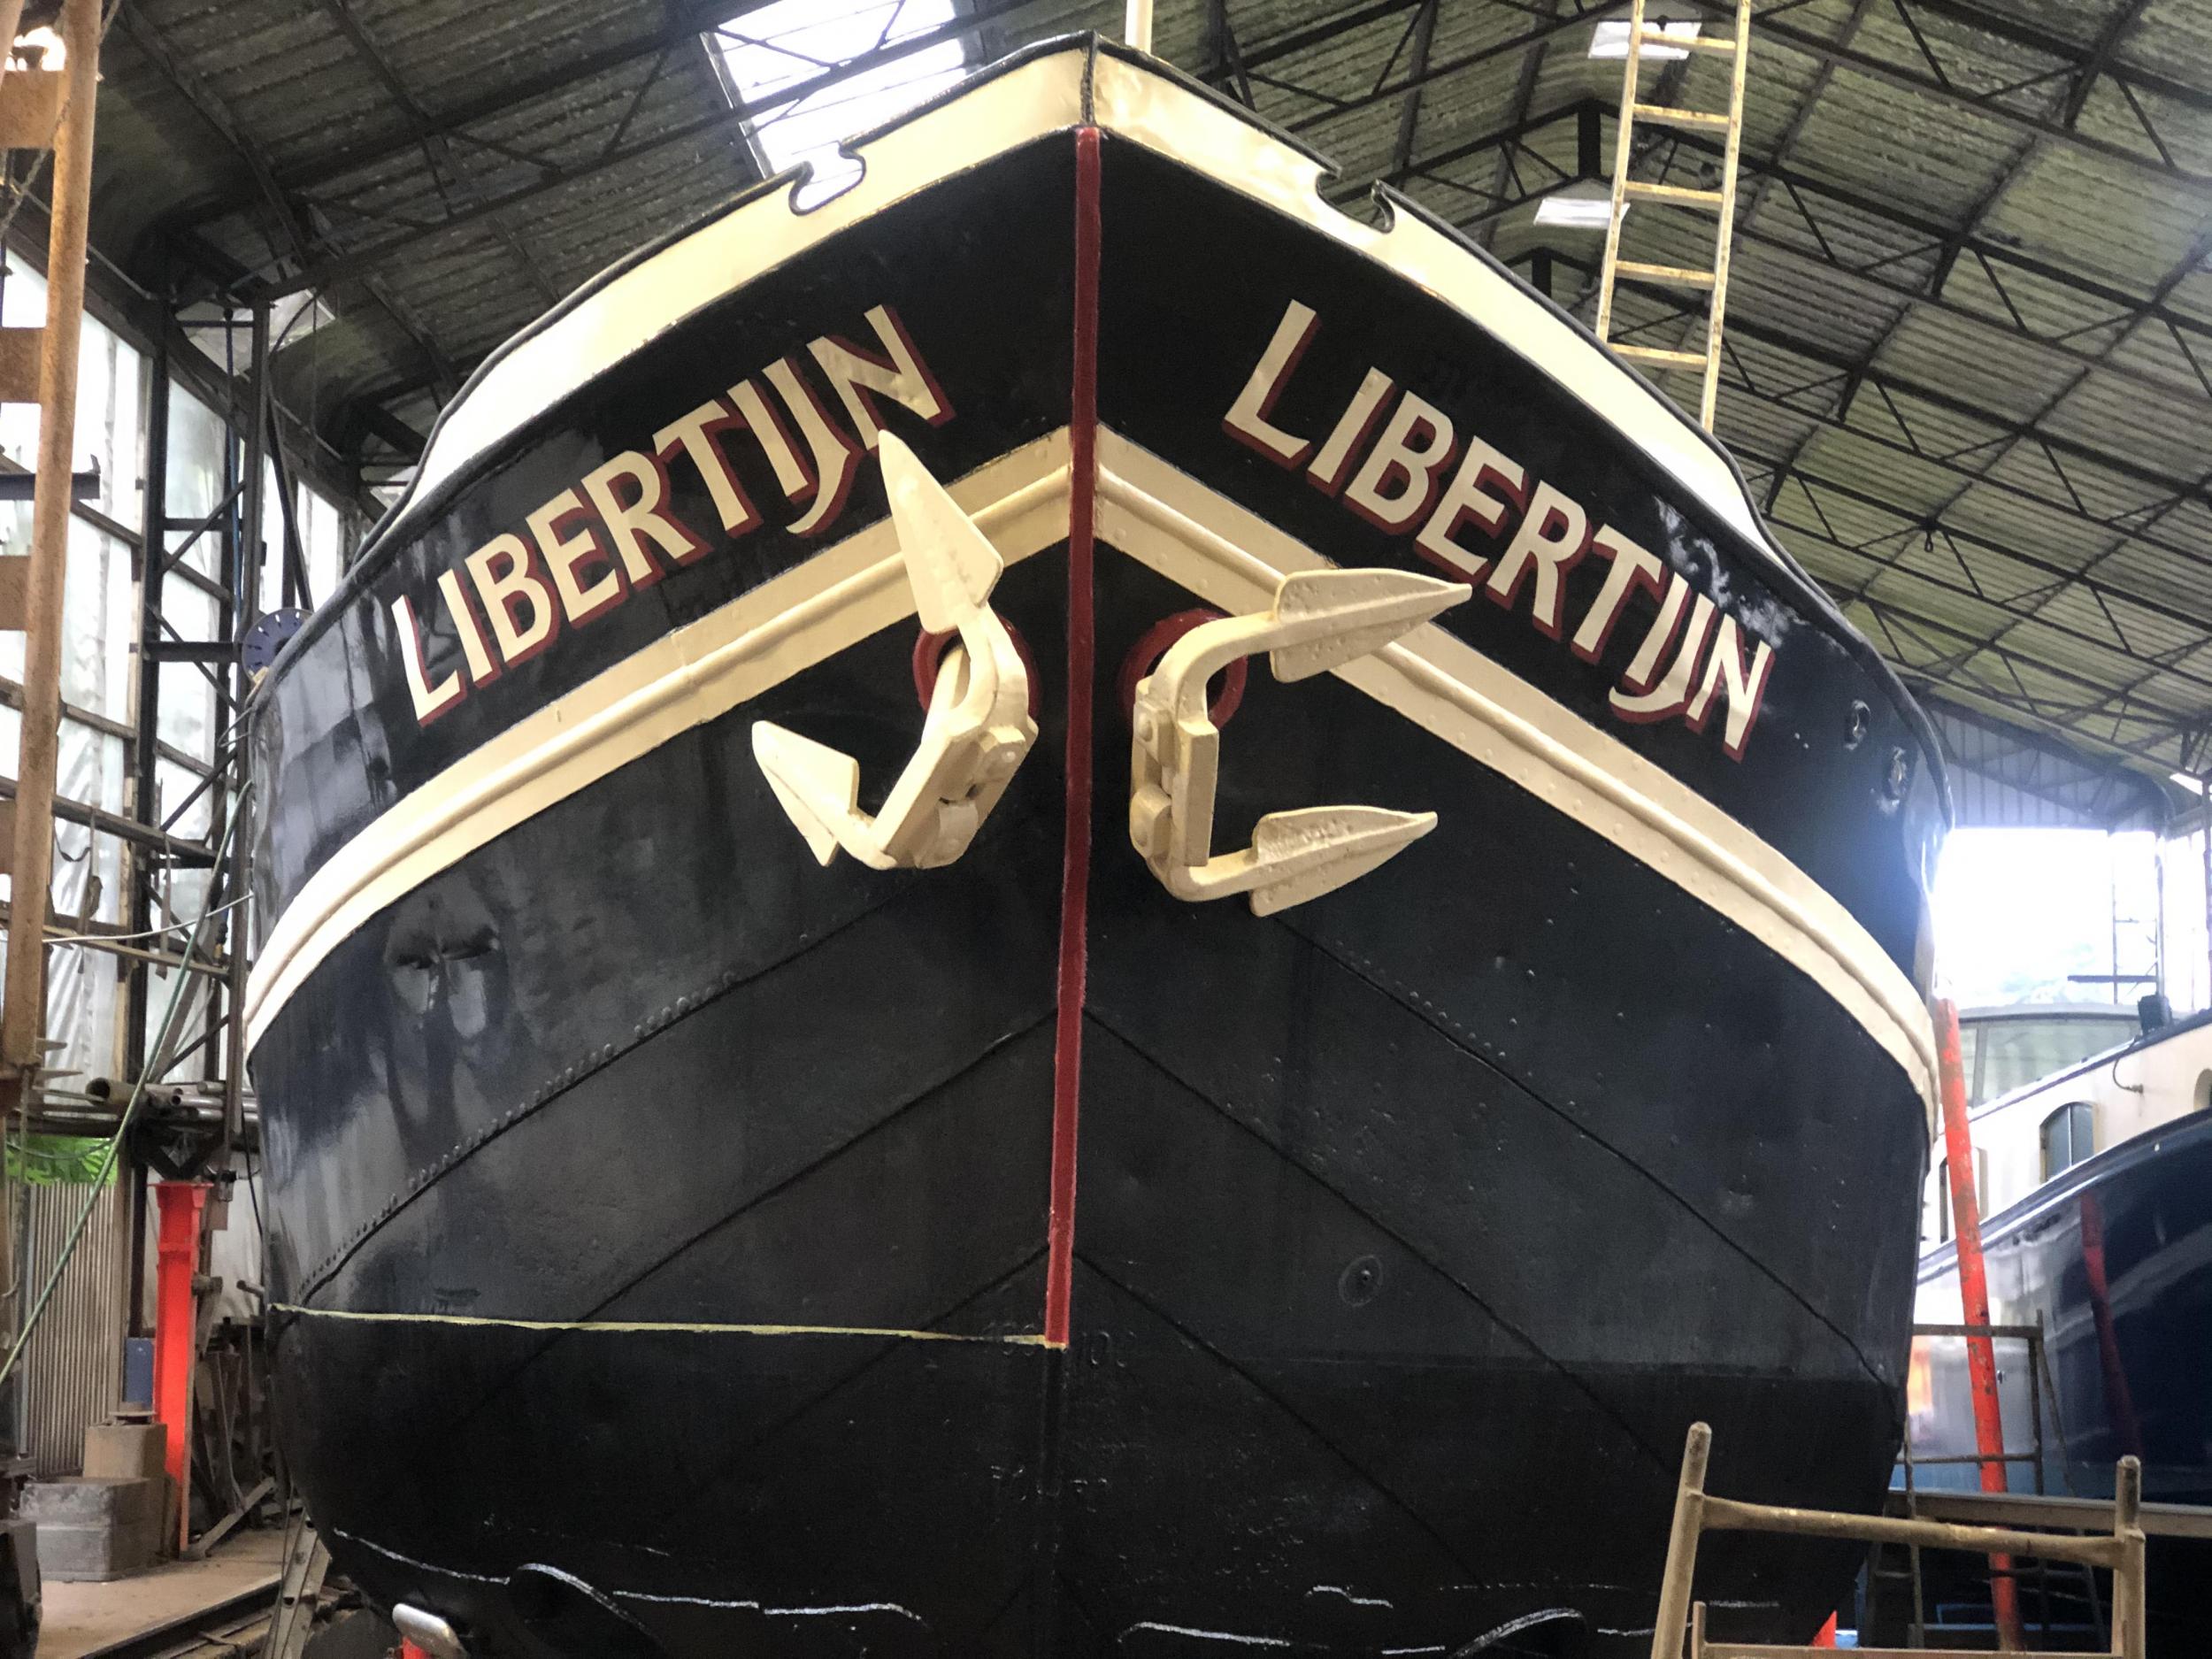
1094;434;1935;1112
244;433;1075;1051
247;429;1934;1118
380;45;1769;575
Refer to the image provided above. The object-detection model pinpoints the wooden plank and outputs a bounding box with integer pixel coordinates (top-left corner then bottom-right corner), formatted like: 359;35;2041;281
1700;1494;2125;1567
1898;1486;2212;1542
1;0;101;1072
1624;178;1728;208
0;327;38;403
1616;343;1712;367
0;68;63;150
1617;259;1717;288
0;554;25;631
1637;27;1738;55
1633;102;1731;131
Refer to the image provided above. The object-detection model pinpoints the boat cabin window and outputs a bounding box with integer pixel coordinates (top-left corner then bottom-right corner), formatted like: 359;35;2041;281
2039;1102;2094;1182
1962;1012;2137;1107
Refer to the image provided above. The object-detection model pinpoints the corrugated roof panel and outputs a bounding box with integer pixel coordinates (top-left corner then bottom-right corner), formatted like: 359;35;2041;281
2037;372;2212;481
1873;307;2085;419
1979;145;2212;293
2130;0;2212;74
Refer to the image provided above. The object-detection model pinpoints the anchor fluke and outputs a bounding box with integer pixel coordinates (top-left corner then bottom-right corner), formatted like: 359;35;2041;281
751;724;867;868
1268;567;1470;681
752;439;1037;872
1129;566;1469;914
881;430;1001;634
1247;805;1439;915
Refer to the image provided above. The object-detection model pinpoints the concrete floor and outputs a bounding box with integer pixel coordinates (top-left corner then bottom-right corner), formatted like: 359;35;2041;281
40;1529;284;1659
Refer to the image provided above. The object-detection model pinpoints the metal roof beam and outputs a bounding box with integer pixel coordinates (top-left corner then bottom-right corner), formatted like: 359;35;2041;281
1388;98;2212;352
1851;596;2195;752
1748;459;2212;697
1568;257;2212;517
309;0;562;312
1476;0;1555;250
199;0;1394;235
244;0;1056;303
1743;435;2212;628
184;0;749;213
1392;0;1440;178
1918;679;2185;772
1284;0;2212;191
119;6;457;401
1927;695;2172;828
1740;12;2052;550
2057;0;2159;127
1204;0;1256;108
1900;0;2202;118
1689;0;2212;190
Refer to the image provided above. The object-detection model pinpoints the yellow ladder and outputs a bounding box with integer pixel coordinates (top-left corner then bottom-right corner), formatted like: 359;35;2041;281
1594;0;1752;432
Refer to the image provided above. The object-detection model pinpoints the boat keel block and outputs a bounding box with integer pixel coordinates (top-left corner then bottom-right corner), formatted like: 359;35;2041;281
752;431;1037;871
391;1604;467;1659
1130;566;1467;912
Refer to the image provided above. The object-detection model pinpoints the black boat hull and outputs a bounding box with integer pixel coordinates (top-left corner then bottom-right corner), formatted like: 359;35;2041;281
1909;1111;2212;1652
249;41;1943;1658
1916;1111;2212;1508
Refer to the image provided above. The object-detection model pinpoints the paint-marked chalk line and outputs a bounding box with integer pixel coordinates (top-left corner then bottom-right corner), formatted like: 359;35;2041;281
271;1304;1050;1344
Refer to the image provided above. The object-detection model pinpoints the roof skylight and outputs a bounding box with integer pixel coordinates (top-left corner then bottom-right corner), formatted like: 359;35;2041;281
714;0;971;206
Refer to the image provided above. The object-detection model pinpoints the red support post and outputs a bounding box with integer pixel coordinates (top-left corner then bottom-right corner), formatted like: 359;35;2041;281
152;1179;210;1554
1932;998;2024;1649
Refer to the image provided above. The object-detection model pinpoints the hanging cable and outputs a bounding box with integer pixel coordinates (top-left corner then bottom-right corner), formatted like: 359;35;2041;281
43;892;246;949
0;785;248;1390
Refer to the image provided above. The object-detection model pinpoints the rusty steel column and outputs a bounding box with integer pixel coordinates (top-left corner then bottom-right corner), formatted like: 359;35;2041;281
1932;997;2025;1650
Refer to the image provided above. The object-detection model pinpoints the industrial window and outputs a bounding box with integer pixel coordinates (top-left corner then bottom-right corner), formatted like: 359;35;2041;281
2040;1102;2094;1183
1934;1150;1988;1244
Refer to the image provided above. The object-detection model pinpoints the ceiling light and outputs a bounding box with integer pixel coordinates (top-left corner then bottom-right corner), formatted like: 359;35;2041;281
1589;19;1701;59
1534;192;1617;230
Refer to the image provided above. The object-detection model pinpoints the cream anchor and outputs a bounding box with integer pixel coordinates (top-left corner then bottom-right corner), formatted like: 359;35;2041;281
752;433;1037;870
1129;567;1471;914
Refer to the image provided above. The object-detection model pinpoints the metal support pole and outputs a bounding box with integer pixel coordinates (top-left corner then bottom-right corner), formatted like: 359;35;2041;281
1;0;101;1074
220;302;269;1154
125;292;172;1340
128;304;171;1078
152;1179;209;1554
2199;774;2210;1010
1933;997;2025;1649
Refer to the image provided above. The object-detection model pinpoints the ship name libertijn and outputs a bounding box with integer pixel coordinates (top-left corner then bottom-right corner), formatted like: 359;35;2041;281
389;303;951;726
1226;299;1777;760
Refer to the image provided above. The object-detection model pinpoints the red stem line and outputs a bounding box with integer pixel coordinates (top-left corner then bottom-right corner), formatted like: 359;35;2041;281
1044;126;1102;1350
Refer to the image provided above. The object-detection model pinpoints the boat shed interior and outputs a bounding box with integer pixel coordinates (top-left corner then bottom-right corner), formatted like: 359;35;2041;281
0;0;2207;1655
